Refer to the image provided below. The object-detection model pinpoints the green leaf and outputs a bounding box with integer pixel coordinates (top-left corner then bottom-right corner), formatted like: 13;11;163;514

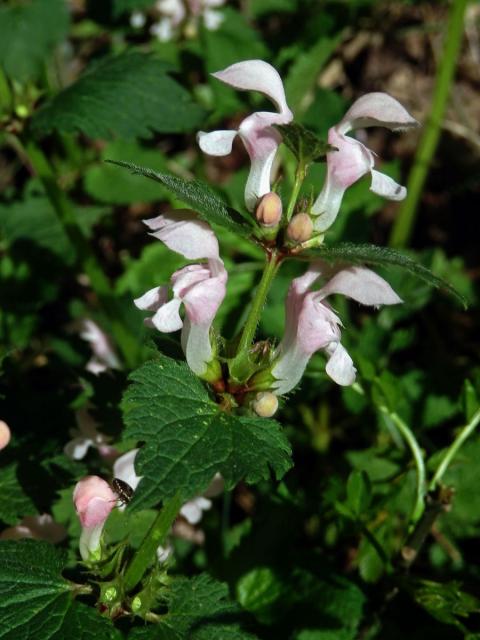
304;243;467;308
106;160;253;237
0;195;73;265
237;567;285;624
284;36;342;115
406;578;480;631
31;53;205;139
0;464;37;526
0;0;69;83
276;123;333;166
84;140;169;205
130;574;257;639
346;470;371;517
122;356;292;509
0;540;121;639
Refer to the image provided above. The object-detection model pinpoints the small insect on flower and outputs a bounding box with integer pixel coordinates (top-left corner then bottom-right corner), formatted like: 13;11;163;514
112;478;134;506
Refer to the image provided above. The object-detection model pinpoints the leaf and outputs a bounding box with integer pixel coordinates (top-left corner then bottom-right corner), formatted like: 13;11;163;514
129;574;257;639
106;160;253;237
0;0;69;83
31;53;205;139
0;195;74;265
303;243;467;308
276;123;333;165
0;464;37;526
122;356;292;509
84;140;170;205
284;36;342;114
346;470;371;517
406;578;480;631
0;540;121;639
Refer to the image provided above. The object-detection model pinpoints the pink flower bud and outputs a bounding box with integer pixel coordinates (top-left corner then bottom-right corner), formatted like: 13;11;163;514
74;476;116;528
287;213;313;243
0;421;11;450
253;392;279;417
73;476;116;561
255;192;282;227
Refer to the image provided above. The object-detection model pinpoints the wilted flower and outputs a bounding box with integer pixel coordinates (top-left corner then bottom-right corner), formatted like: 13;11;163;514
0;514;66;543
0;420;11;451
311;93;418;232
198;60;293;211
73;476;116;562
272;263;402;394
134;211;226;380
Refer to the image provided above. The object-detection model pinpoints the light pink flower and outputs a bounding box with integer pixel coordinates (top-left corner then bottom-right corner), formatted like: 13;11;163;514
79;319;121;375
0;420;11;451
134;211;227;378
311;93;418;232
272;263;402;394
0;514;66;543
198;60;293;211
73;476;116;561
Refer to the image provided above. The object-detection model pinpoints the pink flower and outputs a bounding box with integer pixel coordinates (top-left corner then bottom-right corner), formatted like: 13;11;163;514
311;93;418;232
79;319;121;375
0;420;11;451
73;476;116;561
198;60;293;211
134;211;227;378
272;263;402;394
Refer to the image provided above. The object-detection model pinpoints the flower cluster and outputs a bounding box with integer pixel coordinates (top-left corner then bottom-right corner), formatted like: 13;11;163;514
141;0;225;42
134;59;415;400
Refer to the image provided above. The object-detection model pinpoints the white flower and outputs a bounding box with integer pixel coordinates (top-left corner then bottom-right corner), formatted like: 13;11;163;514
198;60;293;211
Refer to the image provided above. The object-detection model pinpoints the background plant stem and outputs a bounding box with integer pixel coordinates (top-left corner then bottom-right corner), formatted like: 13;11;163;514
24;139;140;369
389;0;468;248
123;494;183;593
380;407;426;528
429;407;480;491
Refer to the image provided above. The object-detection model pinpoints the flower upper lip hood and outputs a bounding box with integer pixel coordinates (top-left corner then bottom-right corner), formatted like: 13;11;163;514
198;59;293;211
311;92;418;233
272;262;403;395
134;210;226;378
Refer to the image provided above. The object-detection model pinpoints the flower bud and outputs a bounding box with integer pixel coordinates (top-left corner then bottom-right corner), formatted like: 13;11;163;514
287;213;313;243
253;392;279;418
0;421;11;451
73;476;116;561
255;193;282;227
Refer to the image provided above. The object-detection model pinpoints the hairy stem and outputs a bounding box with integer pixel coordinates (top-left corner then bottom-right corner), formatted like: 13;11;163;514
429;407;480;492
235;250;281;357
24;139;140;368
123;494;183;593
389;0;468;247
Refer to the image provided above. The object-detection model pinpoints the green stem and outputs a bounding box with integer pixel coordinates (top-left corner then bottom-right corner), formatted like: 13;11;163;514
389;0;468;247
235;251;281;357
286;163;306;221
429;407;480;491
23;139;140;368
123;494;183;593
379;406;426;528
